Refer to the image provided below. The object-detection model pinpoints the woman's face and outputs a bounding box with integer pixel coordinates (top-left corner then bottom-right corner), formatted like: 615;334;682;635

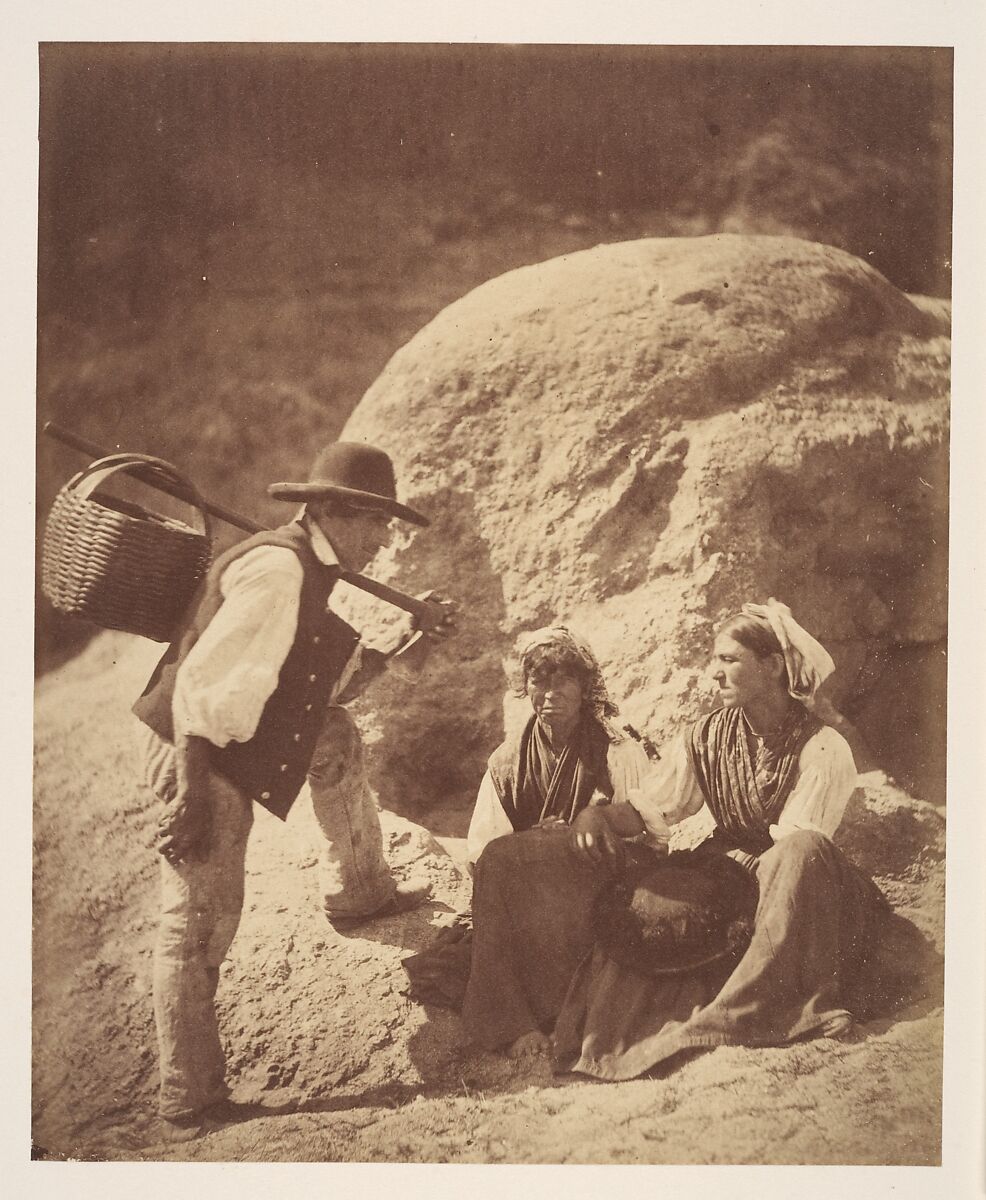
710;633;784;709
527;668;585;736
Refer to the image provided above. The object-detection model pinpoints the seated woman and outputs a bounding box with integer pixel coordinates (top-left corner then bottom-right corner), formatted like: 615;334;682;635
550;599;933;1079
402;626;652;1043
451;601;931;1075
466;626;651;865
457;627;655;1055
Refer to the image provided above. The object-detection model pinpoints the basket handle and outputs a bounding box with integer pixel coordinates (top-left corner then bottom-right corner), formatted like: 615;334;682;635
68;453;213;540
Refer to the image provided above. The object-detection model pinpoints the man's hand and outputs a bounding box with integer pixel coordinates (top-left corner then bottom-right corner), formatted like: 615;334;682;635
571;807;626;870
157;734;213;865
385;592;458;673
411;590;458;639
157;789;211;865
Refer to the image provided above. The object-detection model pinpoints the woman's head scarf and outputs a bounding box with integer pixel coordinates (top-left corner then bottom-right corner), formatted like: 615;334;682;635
739;598;835;704
519;626;620;728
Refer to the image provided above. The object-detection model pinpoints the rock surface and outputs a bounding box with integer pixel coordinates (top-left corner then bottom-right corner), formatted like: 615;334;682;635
337;234;949;814
32;235;949;1165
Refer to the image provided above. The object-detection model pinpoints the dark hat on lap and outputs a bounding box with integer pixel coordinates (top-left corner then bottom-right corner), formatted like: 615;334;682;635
593;845;757;977
268;442;429;526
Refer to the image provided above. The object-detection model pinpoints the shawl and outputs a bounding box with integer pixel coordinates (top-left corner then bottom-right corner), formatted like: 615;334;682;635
488;714;614;832
686;705;822;853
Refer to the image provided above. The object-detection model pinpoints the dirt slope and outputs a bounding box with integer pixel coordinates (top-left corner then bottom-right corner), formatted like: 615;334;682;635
34;631;943;1165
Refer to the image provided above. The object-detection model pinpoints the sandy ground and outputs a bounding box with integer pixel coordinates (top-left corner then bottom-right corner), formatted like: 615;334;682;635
33;632;944;1166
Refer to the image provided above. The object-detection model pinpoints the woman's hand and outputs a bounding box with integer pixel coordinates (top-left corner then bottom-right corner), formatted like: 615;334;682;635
570;807;626;870
536;815;568;831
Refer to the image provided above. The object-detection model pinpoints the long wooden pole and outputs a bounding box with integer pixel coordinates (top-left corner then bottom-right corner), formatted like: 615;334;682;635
42;421;442;625
44;421;266;533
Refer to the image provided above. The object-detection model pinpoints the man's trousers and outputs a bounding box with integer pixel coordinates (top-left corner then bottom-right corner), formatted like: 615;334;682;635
139;707;397;1120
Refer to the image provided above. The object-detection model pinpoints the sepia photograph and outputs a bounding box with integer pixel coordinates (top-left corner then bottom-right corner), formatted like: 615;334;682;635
21;11;982;1187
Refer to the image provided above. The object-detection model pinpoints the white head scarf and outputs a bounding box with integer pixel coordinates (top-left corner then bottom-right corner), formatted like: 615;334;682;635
740;598;835;704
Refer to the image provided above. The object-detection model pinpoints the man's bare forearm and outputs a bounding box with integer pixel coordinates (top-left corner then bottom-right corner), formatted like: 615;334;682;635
334;593;457;704
158;733;214;863
176;732;213;800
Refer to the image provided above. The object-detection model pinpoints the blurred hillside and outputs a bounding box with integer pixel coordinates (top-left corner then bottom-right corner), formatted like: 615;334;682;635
36;44;952;667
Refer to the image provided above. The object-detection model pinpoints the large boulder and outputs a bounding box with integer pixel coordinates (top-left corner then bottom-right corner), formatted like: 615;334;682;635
32;234;949;1161
338;234;949;814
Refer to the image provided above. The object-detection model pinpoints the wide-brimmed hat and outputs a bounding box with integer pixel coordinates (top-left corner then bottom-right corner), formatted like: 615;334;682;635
592;844;757;977
268;442;429;526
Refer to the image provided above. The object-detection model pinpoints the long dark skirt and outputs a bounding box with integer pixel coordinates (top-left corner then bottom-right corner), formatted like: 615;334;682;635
460;827;613;1049
402;826;932;1077
400;826;608;1032
554;828;931;1079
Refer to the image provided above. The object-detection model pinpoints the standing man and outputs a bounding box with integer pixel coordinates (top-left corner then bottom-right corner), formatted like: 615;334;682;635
132;441;454;1140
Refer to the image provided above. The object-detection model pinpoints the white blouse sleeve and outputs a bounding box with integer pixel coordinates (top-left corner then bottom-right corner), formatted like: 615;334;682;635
172;546;303;747
605;736;650;804
771;725;858;840
466;770;514;864
625;734;710;846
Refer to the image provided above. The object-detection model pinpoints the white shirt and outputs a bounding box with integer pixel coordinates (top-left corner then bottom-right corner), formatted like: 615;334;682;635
466;735;652;864
627;724;857;853
172;519;363;747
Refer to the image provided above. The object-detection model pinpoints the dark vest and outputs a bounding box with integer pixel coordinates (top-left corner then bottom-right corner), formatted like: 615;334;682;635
133;522;360;820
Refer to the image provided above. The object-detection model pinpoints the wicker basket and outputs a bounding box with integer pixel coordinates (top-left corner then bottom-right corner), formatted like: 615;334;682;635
41;453;213;642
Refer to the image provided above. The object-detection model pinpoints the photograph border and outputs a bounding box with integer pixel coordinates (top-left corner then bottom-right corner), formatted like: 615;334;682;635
8;2;985;1196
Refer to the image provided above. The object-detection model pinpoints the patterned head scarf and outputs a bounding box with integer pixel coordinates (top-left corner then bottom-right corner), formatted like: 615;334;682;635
739;598;835;704
518;626;620;727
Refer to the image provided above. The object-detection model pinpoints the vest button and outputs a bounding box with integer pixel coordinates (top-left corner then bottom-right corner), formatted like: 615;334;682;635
260;791;271;801
313;635;321;645
280;763;288;772
305;703;313;712
309;674;317;683
293;733;301;742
